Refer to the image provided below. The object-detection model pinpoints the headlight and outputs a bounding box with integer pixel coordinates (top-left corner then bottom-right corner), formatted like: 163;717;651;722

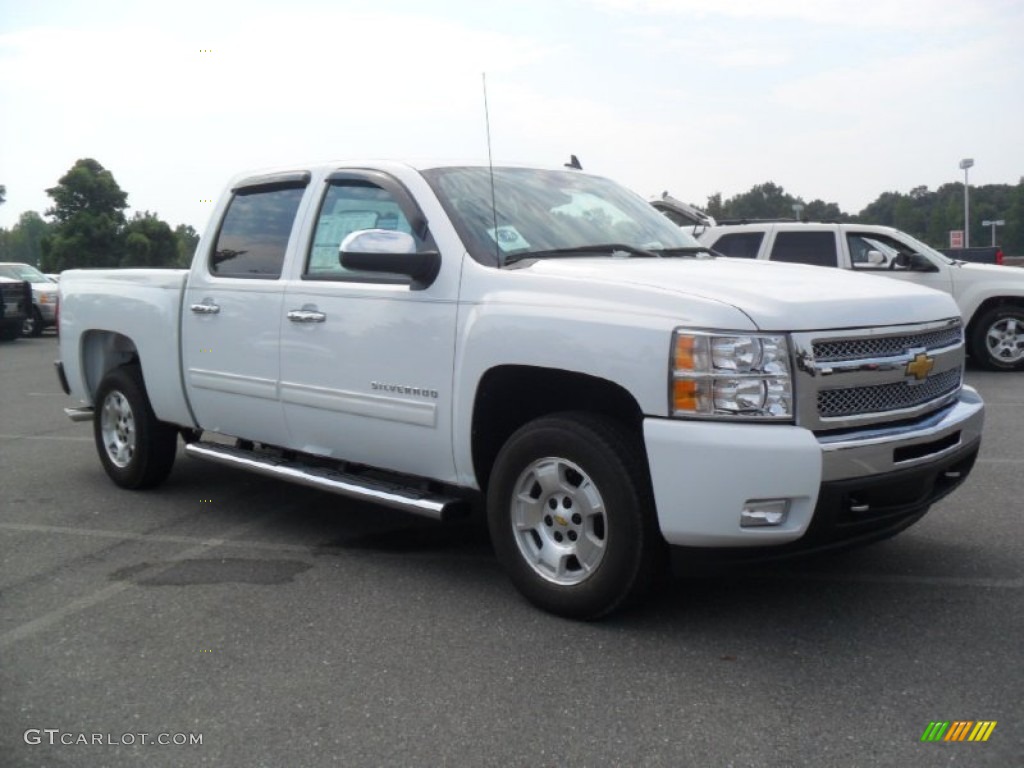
671;330;793;420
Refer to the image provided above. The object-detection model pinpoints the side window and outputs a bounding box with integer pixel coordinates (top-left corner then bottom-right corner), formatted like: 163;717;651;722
210;186;305;278
769;231;838;267
848;234;895;269
305;181;424;282
710;232;764;259
847;233;911;270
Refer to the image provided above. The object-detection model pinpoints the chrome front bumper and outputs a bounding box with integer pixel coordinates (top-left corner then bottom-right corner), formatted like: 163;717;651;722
819;386;984;482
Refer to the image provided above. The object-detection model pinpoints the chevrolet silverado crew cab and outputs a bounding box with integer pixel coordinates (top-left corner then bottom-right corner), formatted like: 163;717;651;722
691;220;1024;371
56;161;984;618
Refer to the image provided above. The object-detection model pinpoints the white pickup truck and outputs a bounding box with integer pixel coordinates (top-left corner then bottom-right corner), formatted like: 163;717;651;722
57;161;984;618
689;220;1024;371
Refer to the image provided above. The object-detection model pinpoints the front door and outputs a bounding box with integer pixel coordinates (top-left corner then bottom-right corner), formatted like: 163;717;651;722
279;170;459;482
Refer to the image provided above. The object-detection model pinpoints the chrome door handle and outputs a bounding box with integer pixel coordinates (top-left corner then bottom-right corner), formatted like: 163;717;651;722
287;309;326;323
190;302;220;314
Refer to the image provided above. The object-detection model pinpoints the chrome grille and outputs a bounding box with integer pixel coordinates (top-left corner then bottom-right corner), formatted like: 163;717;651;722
818;368;961;418
792;319;965;431
813;323;962;362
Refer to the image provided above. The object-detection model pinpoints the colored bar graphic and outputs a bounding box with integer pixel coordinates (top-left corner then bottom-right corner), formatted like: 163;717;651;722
968;722;997;742
921;720;997;742
945;721;973;741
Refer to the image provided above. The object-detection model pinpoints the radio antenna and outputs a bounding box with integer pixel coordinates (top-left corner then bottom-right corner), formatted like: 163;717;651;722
482;73;500;263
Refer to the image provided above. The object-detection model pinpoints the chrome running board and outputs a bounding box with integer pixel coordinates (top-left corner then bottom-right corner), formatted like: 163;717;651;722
64;407;95;422
184;441;463;521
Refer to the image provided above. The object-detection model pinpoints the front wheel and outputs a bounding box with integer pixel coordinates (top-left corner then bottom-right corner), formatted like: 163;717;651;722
970;306;1024;371
487;413;663;619
93;365;178;489
22;308;43;337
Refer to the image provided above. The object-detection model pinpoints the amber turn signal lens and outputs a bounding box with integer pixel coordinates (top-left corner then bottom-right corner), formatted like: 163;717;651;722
674;335;697;371
673;379;699;412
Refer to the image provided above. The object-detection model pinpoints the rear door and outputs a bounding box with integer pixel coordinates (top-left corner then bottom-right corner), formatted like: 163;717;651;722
766;228;841;267
180;172;310;444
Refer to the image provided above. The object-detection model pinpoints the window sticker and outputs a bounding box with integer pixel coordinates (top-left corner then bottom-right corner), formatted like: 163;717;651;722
487;225;531;253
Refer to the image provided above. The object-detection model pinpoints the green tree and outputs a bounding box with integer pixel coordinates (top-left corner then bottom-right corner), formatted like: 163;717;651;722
1;211;52;267
173;223;200;267
803;199;846;221
120;211;179;267
42;159;128;271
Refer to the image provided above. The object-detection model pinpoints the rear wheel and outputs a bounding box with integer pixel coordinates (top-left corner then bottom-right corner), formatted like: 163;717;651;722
487;413;663;619
970;306;1024;371
94;365;178;489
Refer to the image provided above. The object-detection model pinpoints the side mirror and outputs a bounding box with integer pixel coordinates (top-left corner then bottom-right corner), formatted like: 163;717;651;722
339;229;440;289
866;250;886;265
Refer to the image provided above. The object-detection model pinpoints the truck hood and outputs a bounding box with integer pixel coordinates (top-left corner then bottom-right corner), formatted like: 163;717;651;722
953;261;1023;279
521;256;961;331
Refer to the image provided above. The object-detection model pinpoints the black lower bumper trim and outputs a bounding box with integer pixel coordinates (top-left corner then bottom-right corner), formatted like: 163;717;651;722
673;438;981;562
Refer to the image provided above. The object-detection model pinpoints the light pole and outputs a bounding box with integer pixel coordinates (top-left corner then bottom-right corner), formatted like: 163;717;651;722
959;158;974;247
981;219;1005;247
792;203;804;221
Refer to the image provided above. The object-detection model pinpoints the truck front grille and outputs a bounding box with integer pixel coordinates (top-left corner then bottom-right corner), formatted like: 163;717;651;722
1;280;31;318
812;324;962;362
792;319;965;431
817;367;962;418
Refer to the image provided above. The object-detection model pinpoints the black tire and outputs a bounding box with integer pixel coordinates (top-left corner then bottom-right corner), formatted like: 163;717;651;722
93;365;178;489
969;305;1024;371
486;412;664;620
22;308;43;337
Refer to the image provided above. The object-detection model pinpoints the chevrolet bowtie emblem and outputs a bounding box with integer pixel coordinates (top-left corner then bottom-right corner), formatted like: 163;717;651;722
905;352;935;381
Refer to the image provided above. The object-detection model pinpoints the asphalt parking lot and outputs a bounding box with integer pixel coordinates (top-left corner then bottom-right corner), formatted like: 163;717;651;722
2;333;1021;767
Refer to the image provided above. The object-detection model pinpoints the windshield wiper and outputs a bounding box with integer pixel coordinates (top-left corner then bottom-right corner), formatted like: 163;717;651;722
652;246;716;258
504;243;658;266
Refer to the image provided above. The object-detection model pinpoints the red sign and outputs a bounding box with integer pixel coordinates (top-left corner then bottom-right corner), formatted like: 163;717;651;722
949;230;964;248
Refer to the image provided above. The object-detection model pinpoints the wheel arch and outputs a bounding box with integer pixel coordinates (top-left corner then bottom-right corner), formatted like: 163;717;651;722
470;364;646;493
80;330;141;401
965;296;1024;354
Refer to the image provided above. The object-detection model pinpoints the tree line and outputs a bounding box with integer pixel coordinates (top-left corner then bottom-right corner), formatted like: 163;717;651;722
1;159;1022;270
0;159;198;271
703;179;1024;253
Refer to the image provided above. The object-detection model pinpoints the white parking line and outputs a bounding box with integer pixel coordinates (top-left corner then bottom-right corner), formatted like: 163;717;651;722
0;521;313;554
0;434;92;442
0;522;1018;594
0;515;275;650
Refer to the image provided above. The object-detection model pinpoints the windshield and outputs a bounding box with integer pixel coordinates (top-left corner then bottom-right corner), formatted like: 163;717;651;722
421;167;703;266
0;263;49;283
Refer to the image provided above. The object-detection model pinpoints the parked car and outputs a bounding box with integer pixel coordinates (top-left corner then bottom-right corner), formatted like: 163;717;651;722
0;262;59;336
0;276;32;341
687;221;1024;371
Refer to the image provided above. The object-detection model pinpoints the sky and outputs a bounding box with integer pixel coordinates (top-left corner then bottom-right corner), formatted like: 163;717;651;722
1;0;1022;232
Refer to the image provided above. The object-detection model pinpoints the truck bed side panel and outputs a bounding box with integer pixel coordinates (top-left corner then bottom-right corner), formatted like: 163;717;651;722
59;269;194;427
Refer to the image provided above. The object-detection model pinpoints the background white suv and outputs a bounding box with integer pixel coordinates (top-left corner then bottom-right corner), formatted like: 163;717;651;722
693;222;1024;371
